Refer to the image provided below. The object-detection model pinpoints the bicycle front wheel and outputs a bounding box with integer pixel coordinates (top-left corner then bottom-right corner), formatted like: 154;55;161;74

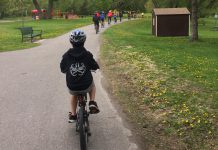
79;107;87;150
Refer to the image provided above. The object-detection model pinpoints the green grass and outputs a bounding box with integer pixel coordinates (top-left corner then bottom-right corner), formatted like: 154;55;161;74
0;17;92;52
100;18;218;149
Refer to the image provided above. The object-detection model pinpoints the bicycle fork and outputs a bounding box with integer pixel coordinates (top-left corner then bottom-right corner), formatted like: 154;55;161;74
84;112;91;136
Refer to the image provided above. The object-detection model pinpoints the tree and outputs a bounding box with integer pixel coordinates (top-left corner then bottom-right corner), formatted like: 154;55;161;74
80;0;89;15
32;0;42;18
198;0;218;17
150;0;188;8
47;0;53;19
191;0;198;41
47;0;59;19
110;0;147;11
0;0;8;18
152;0;159;8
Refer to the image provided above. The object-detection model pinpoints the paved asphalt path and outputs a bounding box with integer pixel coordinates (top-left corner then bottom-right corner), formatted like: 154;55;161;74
0;22;140;150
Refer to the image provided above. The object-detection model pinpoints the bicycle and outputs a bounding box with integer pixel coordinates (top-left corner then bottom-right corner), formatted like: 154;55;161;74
75;93;91;150
95;24;99;34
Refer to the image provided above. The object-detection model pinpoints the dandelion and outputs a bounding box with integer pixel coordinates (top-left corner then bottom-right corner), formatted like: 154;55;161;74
197;119;201;124
184;108;189;112
204;113;208;117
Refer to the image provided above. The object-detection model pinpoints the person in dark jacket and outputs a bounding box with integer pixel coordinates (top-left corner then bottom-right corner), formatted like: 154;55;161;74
93;12;100;32
119;11;123;22
60;29;100;123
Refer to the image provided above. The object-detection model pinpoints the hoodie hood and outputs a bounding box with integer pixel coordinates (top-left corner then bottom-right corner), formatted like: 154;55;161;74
68;47;87;60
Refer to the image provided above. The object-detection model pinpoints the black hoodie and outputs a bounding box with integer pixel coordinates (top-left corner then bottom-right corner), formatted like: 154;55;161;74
60;46;99;91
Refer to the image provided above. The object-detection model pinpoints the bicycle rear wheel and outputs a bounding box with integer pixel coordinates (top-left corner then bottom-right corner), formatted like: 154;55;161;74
79;107;88;150
95;25;99;34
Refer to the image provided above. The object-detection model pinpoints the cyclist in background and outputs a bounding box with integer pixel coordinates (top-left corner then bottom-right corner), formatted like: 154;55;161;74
107;10;112;25
113;13;117;24
60;29;100;123
93;12;100;33
100;11;105;28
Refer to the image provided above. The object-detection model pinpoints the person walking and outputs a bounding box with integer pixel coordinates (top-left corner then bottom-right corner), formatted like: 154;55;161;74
128;11;131;20
119;11;123;22
113;13;117;24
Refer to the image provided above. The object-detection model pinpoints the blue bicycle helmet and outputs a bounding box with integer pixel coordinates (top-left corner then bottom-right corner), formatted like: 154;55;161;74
70;29;86;46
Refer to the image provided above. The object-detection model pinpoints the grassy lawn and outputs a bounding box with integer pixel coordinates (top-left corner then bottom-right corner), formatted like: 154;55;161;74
0;17;92;52
100;18;218;149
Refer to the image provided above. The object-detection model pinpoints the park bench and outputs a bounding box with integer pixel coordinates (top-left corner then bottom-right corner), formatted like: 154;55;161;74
19;27;42;42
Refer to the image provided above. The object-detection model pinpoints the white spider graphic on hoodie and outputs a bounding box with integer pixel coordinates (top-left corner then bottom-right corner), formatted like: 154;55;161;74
70;63;86;76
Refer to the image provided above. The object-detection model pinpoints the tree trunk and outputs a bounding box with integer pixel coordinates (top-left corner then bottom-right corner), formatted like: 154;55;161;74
32;0;42;19
191;0;198;41
47;0;53;19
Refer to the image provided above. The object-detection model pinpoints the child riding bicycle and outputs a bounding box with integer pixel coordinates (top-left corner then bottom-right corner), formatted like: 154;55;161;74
60;29;100;123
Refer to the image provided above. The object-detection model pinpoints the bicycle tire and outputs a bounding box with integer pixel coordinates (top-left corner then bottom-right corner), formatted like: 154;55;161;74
95;25;99;34
96;27;98;34
79;107;87;150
